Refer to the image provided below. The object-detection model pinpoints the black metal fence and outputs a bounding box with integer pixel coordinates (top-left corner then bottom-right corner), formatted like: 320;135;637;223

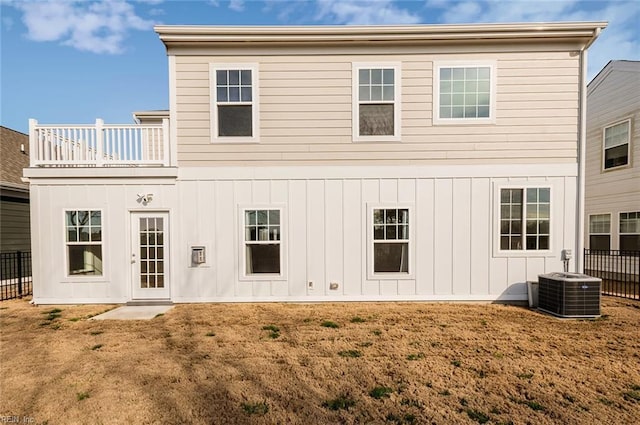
0;251;33;301
584;249;639;300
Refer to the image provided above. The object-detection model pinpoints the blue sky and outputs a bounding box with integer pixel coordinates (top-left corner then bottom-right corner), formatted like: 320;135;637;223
1;0;639;133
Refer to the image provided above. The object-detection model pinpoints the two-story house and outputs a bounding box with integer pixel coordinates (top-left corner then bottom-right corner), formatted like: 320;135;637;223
24;22;606;304
585;60;640;253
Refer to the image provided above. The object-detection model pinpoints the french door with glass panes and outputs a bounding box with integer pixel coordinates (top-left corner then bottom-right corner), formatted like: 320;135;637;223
131;212;170;300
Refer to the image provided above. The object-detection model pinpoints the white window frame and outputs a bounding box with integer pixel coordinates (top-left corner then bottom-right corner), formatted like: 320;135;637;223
352;63;401;142
238;205;287;281
619;211;640;252
210;63;259;143
493;184;554;257
602;119;631;171
367;204;414;280
588;213;611;251
63;209;106;280
433;61;496;125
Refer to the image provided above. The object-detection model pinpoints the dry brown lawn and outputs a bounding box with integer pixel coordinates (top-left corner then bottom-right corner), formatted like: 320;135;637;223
1;297;639;425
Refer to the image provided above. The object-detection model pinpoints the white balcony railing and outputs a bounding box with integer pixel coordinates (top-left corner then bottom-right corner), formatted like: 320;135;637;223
29;119;170;167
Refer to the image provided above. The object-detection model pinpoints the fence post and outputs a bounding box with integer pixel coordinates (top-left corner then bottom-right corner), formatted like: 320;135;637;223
17;251;23;298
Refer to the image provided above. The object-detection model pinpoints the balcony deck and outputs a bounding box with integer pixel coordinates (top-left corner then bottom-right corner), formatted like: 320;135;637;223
29;119;171;167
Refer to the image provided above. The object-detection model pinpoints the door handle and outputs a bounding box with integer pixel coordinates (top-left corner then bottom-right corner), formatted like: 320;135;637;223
131;253;136;264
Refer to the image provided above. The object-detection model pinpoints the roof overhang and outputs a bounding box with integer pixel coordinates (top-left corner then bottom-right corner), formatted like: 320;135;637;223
155;22;607;51
132;110;170;124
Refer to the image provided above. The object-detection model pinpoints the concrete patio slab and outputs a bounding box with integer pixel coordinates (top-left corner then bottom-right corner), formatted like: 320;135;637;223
91;305;174;320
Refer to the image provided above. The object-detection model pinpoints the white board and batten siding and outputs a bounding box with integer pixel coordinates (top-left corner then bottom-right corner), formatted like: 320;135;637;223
172;166;576;303
29;165;577;304
174;51;579;166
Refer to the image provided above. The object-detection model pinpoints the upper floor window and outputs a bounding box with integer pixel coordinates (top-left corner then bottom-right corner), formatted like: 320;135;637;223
603;120;630;170
589;214;611;251
499;188;550;251
65;210;103;276
353;64;401;141
620;212;640;253
210;64;258;142
434;62;495;125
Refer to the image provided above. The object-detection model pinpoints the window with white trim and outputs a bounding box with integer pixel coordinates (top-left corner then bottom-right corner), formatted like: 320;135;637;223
603;120;630;169
211;65;258;141
353;64;400;140
372;208;409;273
620;212;640;252
65;210;103;276
434;63;494;124
589;214;611;251
499;188;550;251
243;209;281;275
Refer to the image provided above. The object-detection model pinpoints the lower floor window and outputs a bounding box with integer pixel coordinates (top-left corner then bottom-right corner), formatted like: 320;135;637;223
620;212;640;252
244;209;281;274
65;210;102;276
499;188;550;251
373;208;409;273
589;214;611;251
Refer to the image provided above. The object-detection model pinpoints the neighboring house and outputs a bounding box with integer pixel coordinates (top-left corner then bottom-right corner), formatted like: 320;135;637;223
24;22;606;304
1;126;31;252
585;60;640;253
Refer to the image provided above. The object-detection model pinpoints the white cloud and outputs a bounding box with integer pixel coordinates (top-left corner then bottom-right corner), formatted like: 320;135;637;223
425;0;640;79
229;0;245;12
315;0;421;25
10;0;154;54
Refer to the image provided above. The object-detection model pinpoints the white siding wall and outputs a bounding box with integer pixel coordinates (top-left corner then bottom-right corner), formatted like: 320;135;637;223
585;64;640;249
30;165;577;303
176;51;579;166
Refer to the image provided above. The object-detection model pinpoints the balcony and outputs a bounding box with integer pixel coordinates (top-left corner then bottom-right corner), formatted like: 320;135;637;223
29;119;171;167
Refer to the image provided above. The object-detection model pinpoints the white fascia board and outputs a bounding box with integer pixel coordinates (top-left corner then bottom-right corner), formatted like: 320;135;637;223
155;22;607;45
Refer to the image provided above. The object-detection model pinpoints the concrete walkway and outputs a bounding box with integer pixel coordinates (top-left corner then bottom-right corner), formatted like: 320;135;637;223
91;305;174;320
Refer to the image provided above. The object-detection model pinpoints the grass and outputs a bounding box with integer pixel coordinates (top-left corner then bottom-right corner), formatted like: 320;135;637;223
322;394;355;411
76;392;90;401
524;400;545;411
451;359;461;367
338;349;362;358
261;324;281;339
1;297;639;424
320;320;339;328
241;401;269;415
369;386;393;399
350;316;366;323
406;353;424;361
466;409;490;423
622;390;640;402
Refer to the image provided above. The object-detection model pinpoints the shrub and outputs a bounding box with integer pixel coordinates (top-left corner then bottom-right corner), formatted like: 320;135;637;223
369;386;393;399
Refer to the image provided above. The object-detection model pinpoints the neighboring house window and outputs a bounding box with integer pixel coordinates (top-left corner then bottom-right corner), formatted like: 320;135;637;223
620;212;640;252
589;214;611;251
603;120;630;169
499;188;550;251
243;209;281;275
65;210;102;276
372;208;410;273
434;63;495;124
353;64;400;141
210;65;258;141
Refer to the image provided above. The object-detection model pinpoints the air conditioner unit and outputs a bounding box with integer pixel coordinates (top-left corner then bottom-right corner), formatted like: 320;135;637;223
538;272;601;318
